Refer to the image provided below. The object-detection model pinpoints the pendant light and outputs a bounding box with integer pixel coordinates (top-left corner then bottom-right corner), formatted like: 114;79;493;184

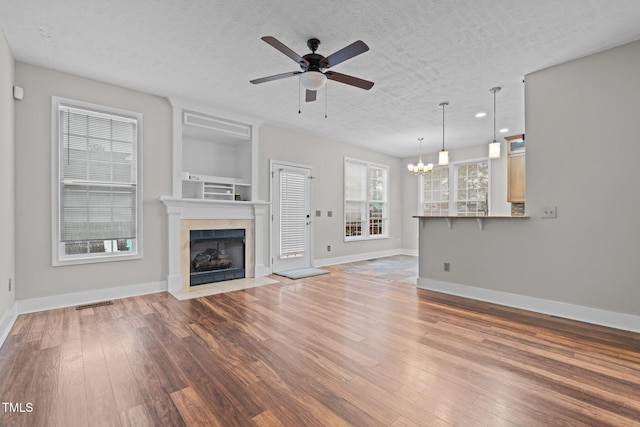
407;138;434;175
438;102;449;165
488;87;501;159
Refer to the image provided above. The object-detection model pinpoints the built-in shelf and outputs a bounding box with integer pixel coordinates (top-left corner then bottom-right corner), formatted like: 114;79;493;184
182;174;251;201
413;215;529;230
170;99;259;202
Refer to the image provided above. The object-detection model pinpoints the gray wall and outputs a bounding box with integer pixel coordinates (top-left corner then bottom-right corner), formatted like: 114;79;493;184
14;63;172;300
419;40;640;316
258;124;404;265
0;30;14;317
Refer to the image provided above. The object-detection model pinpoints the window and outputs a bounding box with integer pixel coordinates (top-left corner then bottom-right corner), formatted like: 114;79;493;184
421;159;489;216
422;166;449;215
52;97;142;265
344;158;388;240
455;161;489;216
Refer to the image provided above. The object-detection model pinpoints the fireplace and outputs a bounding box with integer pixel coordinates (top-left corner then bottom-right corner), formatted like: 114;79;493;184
190;229;245;286
160;196;268;293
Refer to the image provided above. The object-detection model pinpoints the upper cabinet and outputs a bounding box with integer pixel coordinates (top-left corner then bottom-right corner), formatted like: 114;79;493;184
170;99;259;201
506;134;525;203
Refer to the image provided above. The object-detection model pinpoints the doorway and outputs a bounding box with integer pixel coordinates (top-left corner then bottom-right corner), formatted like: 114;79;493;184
270;161;312;273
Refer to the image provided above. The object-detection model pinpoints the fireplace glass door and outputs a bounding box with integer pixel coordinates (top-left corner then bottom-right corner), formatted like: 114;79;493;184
189;229;245;286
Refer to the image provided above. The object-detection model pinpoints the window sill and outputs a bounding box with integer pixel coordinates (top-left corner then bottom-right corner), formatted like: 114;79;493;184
53;252;142;267
344;235;389;242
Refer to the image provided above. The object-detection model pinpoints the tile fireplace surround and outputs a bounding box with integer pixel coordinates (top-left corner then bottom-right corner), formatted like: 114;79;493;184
160;197;269;293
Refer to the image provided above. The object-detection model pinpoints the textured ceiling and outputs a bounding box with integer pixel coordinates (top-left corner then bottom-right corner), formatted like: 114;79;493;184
2;0;640;158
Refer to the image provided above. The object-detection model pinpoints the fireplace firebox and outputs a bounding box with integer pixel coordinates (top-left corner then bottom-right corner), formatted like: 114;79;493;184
189;229;245;286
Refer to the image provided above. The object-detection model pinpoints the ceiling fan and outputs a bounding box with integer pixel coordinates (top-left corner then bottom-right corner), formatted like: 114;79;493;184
250;36;374;102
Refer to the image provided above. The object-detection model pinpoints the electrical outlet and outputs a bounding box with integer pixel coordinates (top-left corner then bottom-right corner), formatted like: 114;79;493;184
327;245;331;252
315;210;321;217
542;206;557;218
444;262;450;272
327;211;333;218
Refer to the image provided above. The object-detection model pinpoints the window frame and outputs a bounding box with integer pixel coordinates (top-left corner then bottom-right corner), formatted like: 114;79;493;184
51;96;143;266
419;157;491;216
344;157;389;241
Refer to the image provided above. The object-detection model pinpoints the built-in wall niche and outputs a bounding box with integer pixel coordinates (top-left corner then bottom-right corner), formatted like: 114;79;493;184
176;108;256;201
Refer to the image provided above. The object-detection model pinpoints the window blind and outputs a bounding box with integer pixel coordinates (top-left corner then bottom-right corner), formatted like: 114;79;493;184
279;169;307;258
59;106;138;242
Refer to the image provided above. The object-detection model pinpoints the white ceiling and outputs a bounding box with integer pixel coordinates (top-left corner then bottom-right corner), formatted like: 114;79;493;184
2;0;640;158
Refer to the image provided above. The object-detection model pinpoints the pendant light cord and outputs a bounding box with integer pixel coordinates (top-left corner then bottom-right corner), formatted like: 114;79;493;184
442;103;446;150
490;87;501;141
493;89;496;141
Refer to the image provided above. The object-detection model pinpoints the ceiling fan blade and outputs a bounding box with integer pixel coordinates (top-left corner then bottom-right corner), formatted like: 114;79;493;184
261;36;309;67
305;90;317;102
250;71;301;84
326;71;374;90
320;40;369;68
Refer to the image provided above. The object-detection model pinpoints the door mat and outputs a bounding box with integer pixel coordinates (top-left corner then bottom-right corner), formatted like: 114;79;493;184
275;268;330;279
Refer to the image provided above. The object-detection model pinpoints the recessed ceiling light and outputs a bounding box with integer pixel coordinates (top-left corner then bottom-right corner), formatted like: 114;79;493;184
475;112;487;118
499;128;509;133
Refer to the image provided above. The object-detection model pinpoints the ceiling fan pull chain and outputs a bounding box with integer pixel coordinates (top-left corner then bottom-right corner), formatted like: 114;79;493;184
325;83;328;119
298;76;301;114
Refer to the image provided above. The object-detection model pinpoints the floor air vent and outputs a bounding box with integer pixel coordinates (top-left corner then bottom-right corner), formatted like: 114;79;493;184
76;300;113;310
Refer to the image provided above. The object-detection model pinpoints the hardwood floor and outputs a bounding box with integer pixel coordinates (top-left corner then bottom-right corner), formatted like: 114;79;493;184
1;268;639;426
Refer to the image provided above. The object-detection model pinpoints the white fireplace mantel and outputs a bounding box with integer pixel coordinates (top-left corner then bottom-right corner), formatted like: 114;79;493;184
160;196;270;292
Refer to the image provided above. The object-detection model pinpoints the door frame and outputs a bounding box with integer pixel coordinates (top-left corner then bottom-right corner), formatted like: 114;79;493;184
269;159;315;273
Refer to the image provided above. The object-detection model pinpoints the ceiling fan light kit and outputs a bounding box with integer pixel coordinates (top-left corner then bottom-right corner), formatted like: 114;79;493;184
299;71;327;90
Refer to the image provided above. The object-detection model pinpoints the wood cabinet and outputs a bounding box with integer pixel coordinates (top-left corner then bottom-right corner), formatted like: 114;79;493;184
506;134;525;203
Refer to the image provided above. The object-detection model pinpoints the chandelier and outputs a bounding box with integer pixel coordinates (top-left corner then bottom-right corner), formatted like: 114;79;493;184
407;137;433;175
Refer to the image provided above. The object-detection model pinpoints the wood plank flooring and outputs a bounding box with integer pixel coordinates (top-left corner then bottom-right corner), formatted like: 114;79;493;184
1;268;639;426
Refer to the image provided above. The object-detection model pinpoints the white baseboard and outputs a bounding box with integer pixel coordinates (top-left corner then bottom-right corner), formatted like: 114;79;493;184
313;248;416;268
17;280;167;315
418;278;640;333
401;248;418;257
0;302;18;348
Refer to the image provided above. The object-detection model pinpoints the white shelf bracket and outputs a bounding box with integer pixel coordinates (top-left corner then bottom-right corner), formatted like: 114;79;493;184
445;218;452;229
477;218;484;230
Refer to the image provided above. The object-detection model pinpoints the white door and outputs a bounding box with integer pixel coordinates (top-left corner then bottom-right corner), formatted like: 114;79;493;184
271;162;312;273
